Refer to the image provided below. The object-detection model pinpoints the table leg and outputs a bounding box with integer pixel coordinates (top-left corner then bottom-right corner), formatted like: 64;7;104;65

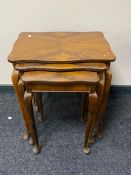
84;92;98;154
12;70;30;140
96;68;112;138
24;91;41;154
88;78;104;143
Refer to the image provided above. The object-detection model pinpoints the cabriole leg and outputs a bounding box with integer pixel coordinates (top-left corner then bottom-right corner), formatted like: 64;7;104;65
84;92;98;154
88;79;104;143
12;70;30;140
24;91;41;154
96;69;112;138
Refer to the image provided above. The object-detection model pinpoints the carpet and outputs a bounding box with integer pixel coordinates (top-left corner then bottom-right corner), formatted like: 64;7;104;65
0;92;131;175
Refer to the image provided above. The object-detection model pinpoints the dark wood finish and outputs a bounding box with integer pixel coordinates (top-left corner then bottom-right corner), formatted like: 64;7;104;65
8;32;116;64
16;63;107;72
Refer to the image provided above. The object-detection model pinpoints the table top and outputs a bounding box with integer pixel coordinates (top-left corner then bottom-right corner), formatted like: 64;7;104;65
8;32;116;64
22;71;99;85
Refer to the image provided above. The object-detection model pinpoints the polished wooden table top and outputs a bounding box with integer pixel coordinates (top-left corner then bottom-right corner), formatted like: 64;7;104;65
8;32;115;64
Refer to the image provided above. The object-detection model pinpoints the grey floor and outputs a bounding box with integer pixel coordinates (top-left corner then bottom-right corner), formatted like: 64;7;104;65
0;92;131;175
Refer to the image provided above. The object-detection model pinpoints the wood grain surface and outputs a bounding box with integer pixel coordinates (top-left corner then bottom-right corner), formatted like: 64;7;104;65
8;32;115;63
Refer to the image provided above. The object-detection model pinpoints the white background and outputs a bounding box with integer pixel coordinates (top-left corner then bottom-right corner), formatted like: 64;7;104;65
0;0;131;85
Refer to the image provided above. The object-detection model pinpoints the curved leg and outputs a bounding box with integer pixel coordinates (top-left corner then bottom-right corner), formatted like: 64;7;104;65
96;69;112;138
84;92;98;154
24;91;41;154
88;80;104;143
12;70;30;140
